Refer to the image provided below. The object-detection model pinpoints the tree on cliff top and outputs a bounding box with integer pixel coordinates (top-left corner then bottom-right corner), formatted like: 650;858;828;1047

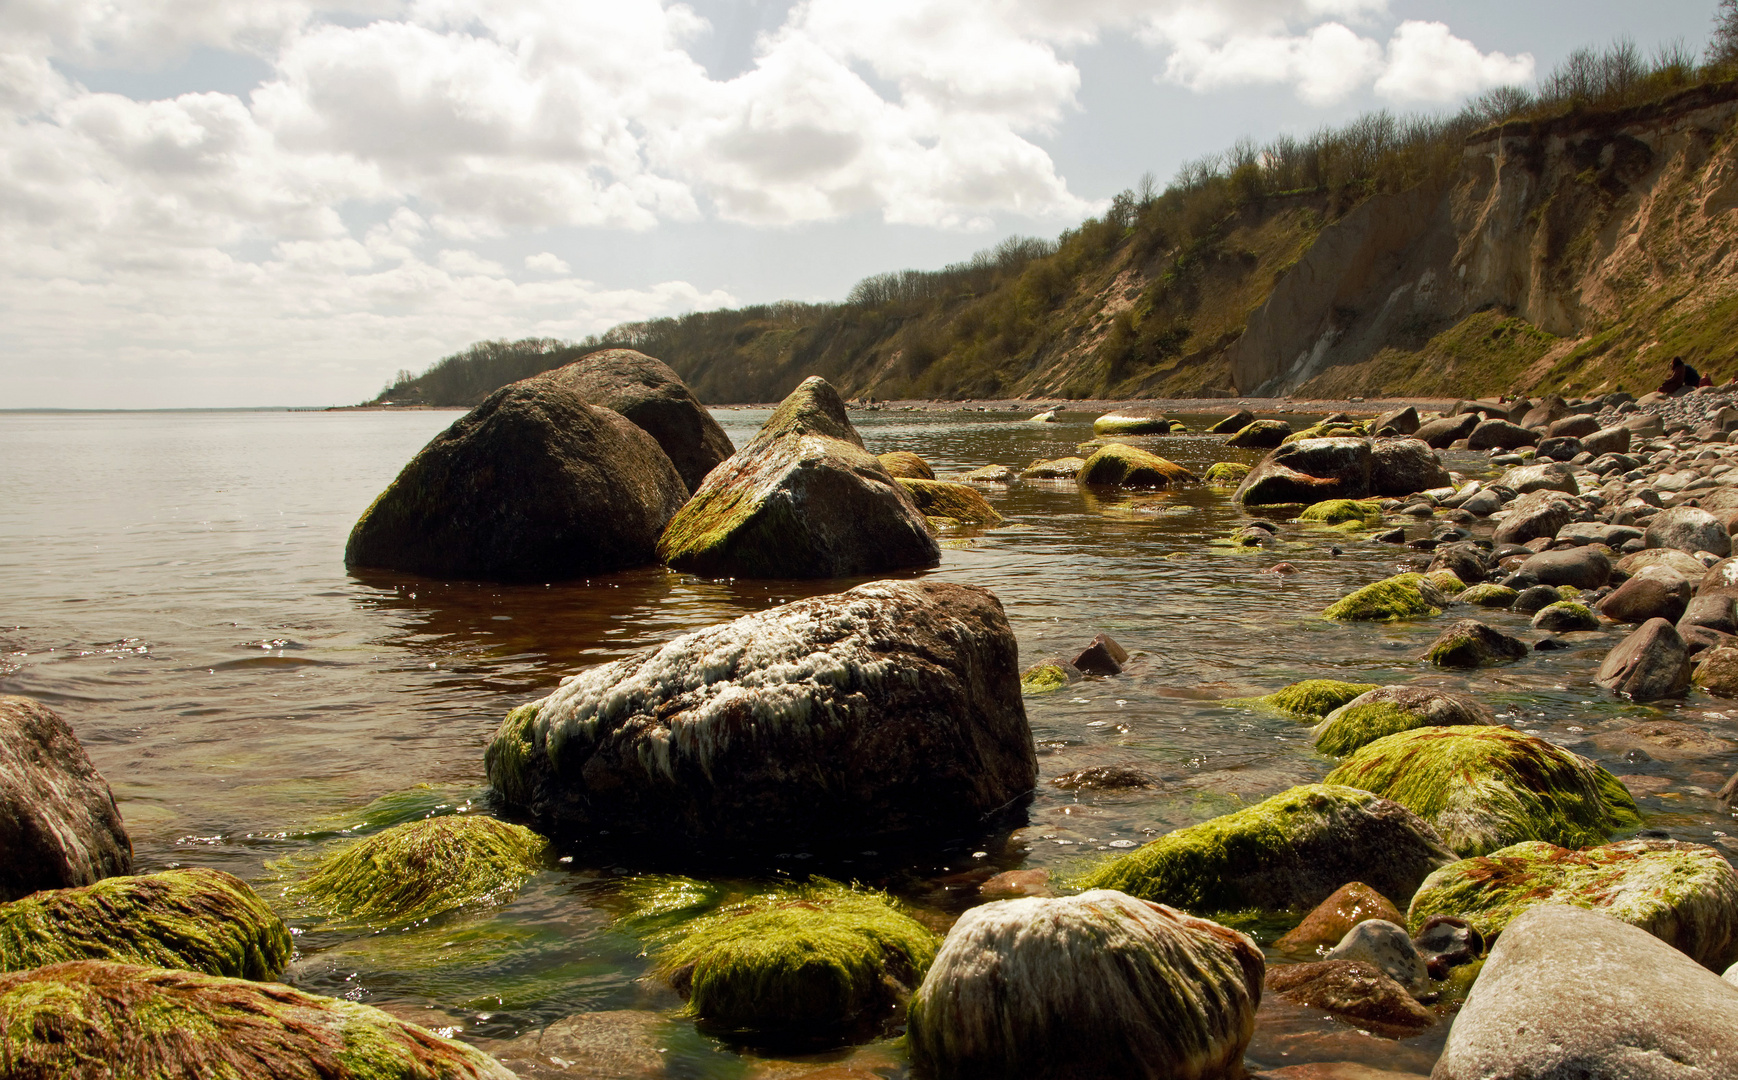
1714;0;1738;67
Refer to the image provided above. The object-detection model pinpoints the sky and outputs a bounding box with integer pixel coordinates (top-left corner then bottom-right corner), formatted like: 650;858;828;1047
0;0;1724;408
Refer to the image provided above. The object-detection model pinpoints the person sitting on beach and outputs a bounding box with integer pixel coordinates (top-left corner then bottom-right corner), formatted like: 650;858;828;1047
1660;356;1701;393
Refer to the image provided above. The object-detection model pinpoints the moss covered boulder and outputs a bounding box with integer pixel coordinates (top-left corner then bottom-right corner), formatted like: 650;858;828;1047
1322;573;1448;621
1235;437;1373;507
1407;839;1738;970
0;696;131;903
1243;679;1380;719
345;379;689;581
648;880;936;1046
1092;410;1174;435
286;815;546;927
1226;419;1292;448
1313;686;1495;757
533;348;734;493
1459;583;1518;608
486;580;1036;854
0;868;288;980
0;960;513;1079
1203;462;1252;486
1075;785;1454;916
1299;499;1383;526
907;891;1262;1080
1423;619;1530;668
1325;727;1642;857
1020;662;1080;694
1076;444;1198;490
876;451;934;480
658;378;938;578
896;479;1002;525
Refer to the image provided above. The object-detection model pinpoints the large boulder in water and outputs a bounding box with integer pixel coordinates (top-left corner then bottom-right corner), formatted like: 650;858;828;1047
657;377;939;578
345;381;689;581
1369;438;1450;496
1234;437;1373;507
0;696;131;902
0;960;514;1079
484;580;1035;854
535;349;734;492
907;891;1262;1080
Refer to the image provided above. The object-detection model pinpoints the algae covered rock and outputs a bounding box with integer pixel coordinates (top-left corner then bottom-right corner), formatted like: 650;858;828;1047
1458;583;1518;608
896;479;1002;525
346;380;689;581
1019;662;1079;694
1075;784;1454;916
0;960;513;1079
1299;499;1383;526
1531;600;1598;632
286;815;547;926
1313;685;1495;757
1226;419;1292;448
658;378;939;579
1076;444;1198;489
1203;461;1252;486
648;880;936;1045
1248;679;1380;719
1325;727;1641;857
1423;619;1529;668
907;891;1262;1080
1321;573;1447;621
1092;410;1173;435
876;451;934;480
0;695;132;903
961;464;1016;484
486;580;1036;854
1407;839;1738;969
0;868;289;980
1209;409;1257;435
534;348;734;492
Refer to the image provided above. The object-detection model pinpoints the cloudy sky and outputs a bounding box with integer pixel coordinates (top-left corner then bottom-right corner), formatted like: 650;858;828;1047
1;0;1720;407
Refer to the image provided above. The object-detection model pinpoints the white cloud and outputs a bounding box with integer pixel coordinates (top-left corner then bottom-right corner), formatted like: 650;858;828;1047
1375;20;1534;102
1162;21;1384;105
524;251;570;274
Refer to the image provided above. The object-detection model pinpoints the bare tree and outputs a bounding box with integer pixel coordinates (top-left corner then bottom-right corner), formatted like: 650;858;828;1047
1714;0;1738;66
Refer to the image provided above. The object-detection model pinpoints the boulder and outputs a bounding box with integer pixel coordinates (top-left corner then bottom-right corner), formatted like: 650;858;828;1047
1459;487;1505;516
1599;566;1691;624
1556;521;1642;547
1467;419;1538;451
1645;506;1732;557
1520;396;1568;429
1517;547;1610;589
1498;462;1579;496
1020;457;1086;480
1313;686;1496;757
285;816;548;926
1548;414;1602;439
1511;584;1568;615
1423;619;1530;668
1694;645;1738;697
0;960;514;1079
1681;592;1738;633
1248;680;1381;720
1076;785;1455;915
1324;727;1641;857
1226;419;1293;448
1369;439;1450;496
1432;906;1738;1080
1375;406;1420;435
876;451;934;480
1581;424;1632;456
1274;882;1405;954
1619;547;1710;580
1532;435;1584;462
1428;543;1489;586
1298;499;1382;525
961;464;1017;484
1234;438;1372;506
1492;490;1582;546
1595;618;1693;701
0;868;290;979
1624;412;1667;436
907;891;1261;1080
1322;919;1427;990
346;380;689;581
1458;583;1518;608
485;580;1036;853
487;1010;675;1080
1093;410;1173;435
1321;573;1448;622
535;349;734;492
1071;633;1129;676
1076;444;1198;489
1413;413;1479;448
1263;959;1434;1039
1408;839;1738;970
1203;461;1253;486
897;479;1003;525
1531;601;1599;632
1209;409;1257;434
0;696;131;902
658;378;939;578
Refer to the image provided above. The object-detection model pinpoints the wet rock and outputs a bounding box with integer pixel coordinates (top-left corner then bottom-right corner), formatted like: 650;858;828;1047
1077;785;1454;915
1458;488;1505;516
1497;462;1578;495
1427;544;1487;585
536;349;734;492
1020;456;1086;480
1595;720;1735;761
0;960;514;1079
1694;645;1738;698
1467;419;1538;451
1511;584;1567;615
1092;410;1174;435
1531;601;1598;632
1235;438;1375;507
1313;686;1495;757
1594;618;1693;701
1598;566;1691;624
1376;406;1421;435
485;580;1036;854
1423;619;1529;668
1071;633;1129;676
1548;415;1602;439
1681;592;1738;633
1321;573;1447;622
897;479;1003;525
0;868;290;979
961;464;1017;484
1492;490;1582;547
1077;444;1198;489
1646;505;1732;557
1020;661;1081;694
1209;409;1257;435
1324;727;1641;857
1413;915;1483;976
1458;583;1518;608
1322;920;1427;990
1204;461;1253;486
910;892;1260;1080
488;1010;673;1079
1432;905;1738;1080
1408;839;1738;970
1275;882;1405;954
1556;521;1643;548
1619;546;1711;579
1264;960;1434;1040
346;379;690;581
1027;408;1060;423
1300;499;1383;528
0;696;131;903
659;379;939;578
980;869;1053;900
1049;765;1153;791
1370;439;1450;497
1581;424;1633;456
1248;680;1382;720
1413;413;1479;448
285;815;548;926
1517;547;1610;589
1681;624;1737;656
1227;419;1294;448
1532;436;1584;462
876;451;934;480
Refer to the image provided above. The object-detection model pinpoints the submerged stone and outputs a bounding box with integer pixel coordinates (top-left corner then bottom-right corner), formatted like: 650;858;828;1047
0;695;132;903
896;479;1002;525
907;891;1262;1080
1076;444;1198;489
1264;959;1434;1039
1249;679;1381;720
1423;619;1530;668
1020;661;1080;694
1075;784;1454;916
1325;727;1641;857
1321;573;1447;622
1020;457;1086;480
485;580;1036;854
1407;839;1738;970
1531;600;1598;632
1274;882;1405;954
0;868;289;980
1312;686;1495;757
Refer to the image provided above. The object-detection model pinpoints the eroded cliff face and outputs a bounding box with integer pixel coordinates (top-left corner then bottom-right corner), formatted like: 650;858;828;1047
1230;82;1738;398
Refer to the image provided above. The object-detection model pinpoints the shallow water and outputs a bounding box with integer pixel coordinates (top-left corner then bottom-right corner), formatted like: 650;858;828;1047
3;407;1736;1075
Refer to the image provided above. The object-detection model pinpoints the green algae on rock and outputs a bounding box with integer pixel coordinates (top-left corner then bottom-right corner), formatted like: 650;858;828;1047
1312;685;1496;757
1092;411;1174;435
876;451;934;480
1426;569;1468;596
1076;444;1199;490
1424;619;1530;668
1075;785;1455;916
1020;664;1074;694
1298;499;1383;526
0;868;289;980
1226;419;1292;448
908;891;1261;1080
1203;462;1253;486
1325;727;1642;857
0;695;133;903
1322;573;1448;622
1242;680;1381;719
286;815;548;927
648;880;937;1046
1407;839;1738;970
611;875;727;935
1459;583;1519;608
895;479;1003;525
0;960;513;1080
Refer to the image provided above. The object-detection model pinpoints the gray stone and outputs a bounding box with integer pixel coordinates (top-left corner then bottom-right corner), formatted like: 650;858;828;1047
1433;905;1738;1080
1235;438;1373;507
1555;522;1642;548
1533;436;1584;462
1595;618;1693;702
1600;567;1692;624
1371;439;1451;497
1548;415;1602;439
1493;491;1583;546
1582;425;1633;456
1518;548;1610;589
1428;544;1489;586
1414;413;1479;448
1497;462;1579;496
1460;488;1505;516
1468;419;1540;451
1619;547;1711;580
1681;593;1738;634
1376;406;1420;435
1513;584;1568;615
0;696;133;902
1646;506;1732;557
1322;919;1427;990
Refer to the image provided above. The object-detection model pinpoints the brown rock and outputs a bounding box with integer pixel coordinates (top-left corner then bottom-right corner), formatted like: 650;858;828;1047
485;1010;673;1079
1595;618;1693;701
876;451;934;480
1275;882;1405;955
1694;645;1738;698
0;696;132;902
979;869;1053;900
1264;960;1436;1039
1072;633;1129;676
